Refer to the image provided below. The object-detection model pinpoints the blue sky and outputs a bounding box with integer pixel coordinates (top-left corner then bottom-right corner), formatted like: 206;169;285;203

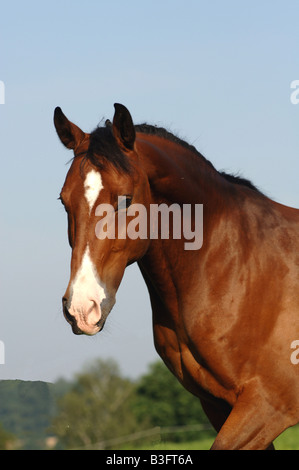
0;0;298;382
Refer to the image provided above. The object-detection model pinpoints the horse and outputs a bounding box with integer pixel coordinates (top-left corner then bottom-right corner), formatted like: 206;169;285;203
54;103;299;450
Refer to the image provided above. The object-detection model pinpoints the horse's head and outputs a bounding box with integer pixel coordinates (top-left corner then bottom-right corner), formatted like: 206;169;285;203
54;104;151;335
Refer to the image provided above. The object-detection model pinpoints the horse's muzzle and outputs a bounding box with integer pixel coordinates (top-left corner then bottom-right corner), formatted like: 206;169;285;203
62;296;110;336
62;298;84;335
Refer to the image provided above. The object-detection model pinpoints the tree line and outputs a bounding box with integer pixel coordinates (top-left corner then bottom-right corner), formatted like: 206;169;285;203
0;359;212;450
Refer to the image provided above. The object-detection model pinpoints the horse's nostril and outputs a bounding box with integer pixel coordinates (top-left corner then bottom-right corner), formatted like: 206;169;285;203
62;298;73;324
64;307;73;323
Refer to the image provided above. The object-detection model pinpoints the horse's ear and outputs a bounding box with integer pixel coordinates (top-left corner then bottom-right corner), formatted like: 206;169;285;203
113;103;136;151
54;107;86;150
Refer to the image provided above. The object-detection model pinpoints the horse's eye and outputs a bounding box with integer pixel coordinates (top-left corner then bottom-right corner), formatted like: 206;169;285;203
117;195;132;211
125;196;132;208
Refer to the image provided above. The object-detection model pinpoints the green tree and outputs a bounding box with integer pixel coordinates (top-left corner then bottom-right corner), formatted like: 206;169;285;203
52;359;139;449
0;380;57;449
133;360;210;440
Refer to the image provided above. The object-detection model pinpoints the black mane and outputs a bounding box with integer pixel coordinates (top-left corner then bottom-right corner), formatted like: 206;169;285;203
83;121;261;193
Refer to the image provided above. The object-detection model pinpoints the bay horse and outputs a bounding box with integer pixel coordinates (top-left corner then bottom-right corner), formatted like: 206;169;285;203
54;103;299;450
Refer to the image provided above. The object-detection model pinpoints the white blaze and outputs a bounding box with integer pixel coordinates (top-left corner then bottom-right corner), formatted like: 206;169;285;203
84;169;103;213
69;246;106;330
68;169;106;334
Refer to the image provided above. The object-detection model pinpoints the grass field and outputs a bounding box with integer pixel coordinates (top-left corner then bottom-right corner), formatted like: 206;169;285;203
123;425;299;450
274;424;299;450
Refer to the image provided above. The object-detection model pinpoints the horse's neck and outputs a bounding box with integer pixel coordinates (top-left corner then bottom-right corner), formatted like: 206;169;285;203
136;133;226;207
136;134;229;311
